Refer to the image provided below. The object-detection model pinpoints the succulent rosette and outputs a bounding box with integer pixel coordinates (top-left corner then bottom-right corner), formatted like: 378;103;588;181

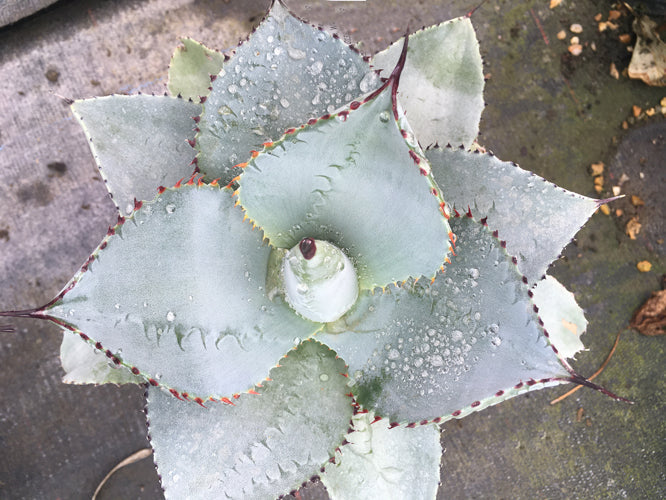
1;1;627;498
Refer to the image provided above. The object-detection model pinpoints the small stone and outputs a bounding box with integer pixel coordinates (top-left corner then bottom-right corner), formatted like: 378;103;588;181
594;175;604;186
568;44;583;56
612;186;621;196
615;208;623;217
570;23;583;34
636;261;652;273
549;0;562;8
610;62;620;79
557;30;567;40
594;184;603;194
646;108;656;117
633;105;642;117
594;13;603;22
570;36;580;45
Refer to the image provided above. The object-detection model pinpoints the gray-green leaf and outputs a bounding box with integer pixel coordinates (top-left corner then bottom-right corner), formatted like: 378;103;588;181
237;86;452;290
195;0;378;184
317;216;569;423
148;339;353;499
60;330;142;385
321;412;442;500
168;38;227;101
71;95;200;214
47;184;319;399
371;17;484;149
426;146;599;285
531;275;586;360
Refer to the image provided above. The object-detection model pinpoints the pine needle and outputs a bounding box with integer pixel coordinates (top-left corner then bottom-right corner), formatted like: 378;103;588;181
92;448;152;500
550;330;622;405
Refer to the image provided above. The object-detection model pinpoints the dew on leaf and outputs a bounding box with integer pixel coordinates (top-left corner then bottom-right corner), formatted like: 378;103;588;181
388;349;400;360
166;311;175;322
165;204;176;214
287;46;306;60
379;111;390;123
280;98;290;108
319;373;329;382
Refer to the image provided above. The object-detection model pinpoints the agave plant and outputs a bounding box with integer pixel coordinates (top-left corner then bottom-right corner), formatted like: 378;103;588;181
1;1;628;498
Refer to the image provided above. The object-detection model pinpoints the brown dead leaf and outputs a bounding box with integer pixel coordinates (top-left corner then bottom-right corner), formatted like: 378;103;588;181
595;13;603;22
599;204;611;215
594;175;604;186
631;289;666;335
633;105;642;117
619;33;632;44
610;62;620;79
608;10;622;21
550;0;562;8
626;217;642;239
576;407;585;422
631;195;645;206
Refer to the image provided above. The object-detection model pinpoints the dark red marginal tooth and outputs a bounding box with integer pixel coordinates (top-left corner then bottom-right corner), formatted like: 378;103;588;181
193;115;200;123
388;422;399;429
433;417;442;423
406;422;416;428
431;188;438;196
501;240;507;249
454;208;461;218
100;241;108;250
194;397;206;407
466;207;473;218
371;416;382;424
452;410;462;417
512;256;518;264
148;378;158;386
471;400;481;408
495;390;505;397
526;379;537;386
341;439;349;446
409;150;421;164
79;333;89;341
95;342;103;350
307;118;317;125
514;382;524;389
197;177;204;187
210;74;217;82
105;349;113;358
349;101;360;110
157;186;166;194
533;305;539;313
492;230;499;238
401;129;408;138
551;345;559;354
106;226;115;236
285;128;296;135
185;172;198;185
111;357;121;365
522;276;529;284
131;367;140;375
134;198;143;210
527;290;534;297
181;392;190;400
175;177;186;188
338;110;349;121
199;96;207;104
321;114;331;120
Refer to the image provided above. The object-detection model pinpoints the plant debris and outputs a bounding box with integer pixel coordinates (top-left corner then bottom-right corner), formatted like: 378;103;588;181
625;217;642;239
631;290;666;335
636;260;652;272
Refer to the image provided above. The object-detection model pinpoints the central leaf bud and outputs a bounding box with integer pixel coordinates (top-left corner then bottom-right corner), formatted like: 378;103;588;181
282;238;358;323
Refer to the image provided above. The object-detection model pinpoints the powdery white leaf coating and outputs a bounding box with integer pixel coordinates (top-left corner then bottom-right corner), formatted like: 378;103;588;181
60;330;142;385
531;275;587;360
148;340;353;499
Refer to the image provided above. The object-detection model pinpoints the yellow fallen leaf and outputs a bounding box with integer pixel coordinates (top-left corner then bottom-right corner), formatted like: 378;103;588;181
637;261;652;272
594;175;604;186
626;217;642;239
550;0;563;8
646;108;656;116
631;195;645;206
633;105;642;117
608;10;622;21
599;204;611;215
590;162;605;175
557;30;567;40
619;33;632;44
